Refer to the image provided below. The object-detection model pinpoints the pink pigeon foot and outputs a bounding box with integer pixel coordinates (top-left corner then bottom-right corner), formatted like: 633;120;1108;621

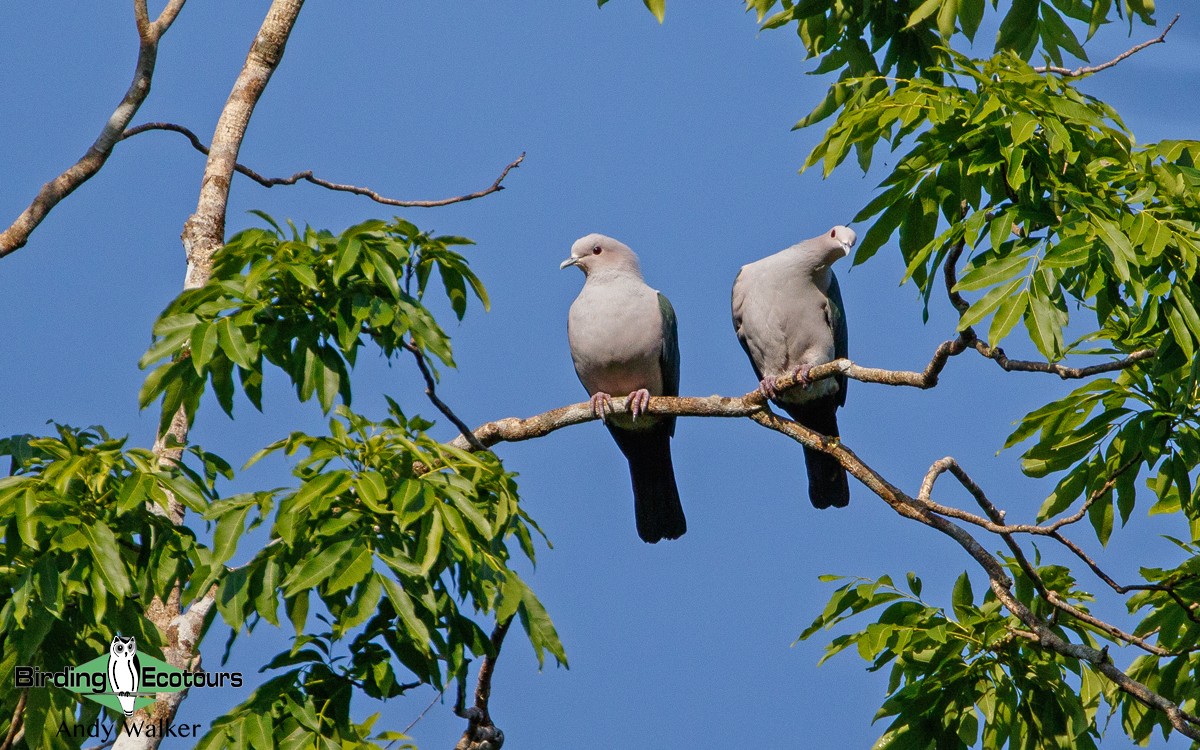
795;363;814;388
590;392;614;422
759;377;777;400
627;388;651;419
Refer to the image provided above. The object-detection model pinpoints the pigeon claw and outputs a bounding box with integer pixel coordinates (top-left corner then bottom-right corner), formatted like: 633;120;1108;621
627;388;651;420
795;364;814;389
758;377;777;400
589;392;615;422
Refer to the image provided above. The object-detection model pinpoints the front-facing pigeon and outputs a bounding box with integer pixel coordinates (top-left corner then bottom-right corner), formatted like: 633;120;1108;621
731;226;855;509
561;233;687;543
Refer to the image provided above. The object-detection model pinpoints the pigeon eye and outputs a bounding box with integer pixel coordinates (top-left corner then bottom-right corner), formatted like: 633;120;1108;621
592;245;602;255
830;229;836;238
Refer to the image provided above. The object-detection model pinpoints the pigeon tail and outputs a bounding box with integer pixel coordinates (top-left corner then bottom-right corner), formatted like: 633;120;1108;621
607;424;687;543
783;397;850;509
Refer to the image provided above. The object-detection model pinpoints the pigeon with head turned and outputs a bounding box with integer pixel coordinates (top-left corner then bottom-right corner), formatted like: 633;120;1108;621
561;233;686;543
731;225;855;509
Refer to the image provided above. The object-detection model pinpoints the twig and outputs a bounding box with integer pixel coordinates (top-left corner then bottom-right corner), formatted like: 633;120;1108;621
1036;14;1180;77
0;0;188;258
402;341;488;451
119;122;524;208
1051;532;1200;626
0;690;26;750
917;456;1141;537
400;686;448;737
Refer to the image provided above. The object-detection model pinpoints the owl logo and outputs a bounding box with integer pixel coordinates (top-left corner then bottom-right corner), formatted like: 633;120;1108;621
107;635;141;718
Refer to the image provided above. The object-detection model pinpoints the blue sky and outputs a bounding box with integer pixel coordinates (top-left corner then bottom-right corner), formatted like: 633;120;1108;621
2;2;1198;747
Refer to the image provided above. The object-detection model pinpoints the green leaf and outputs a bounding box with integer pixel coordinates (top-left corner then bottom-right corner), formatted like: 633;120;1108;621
218;318;257;370
326;543;373;594
958;277;1023;330
281;538;355;595
192;321;220;375
905;0;942;30
116;472;153;513
82;521;131;599
643;0;665;23
955;252;1029;292
1024;284;1065;360
951;572;974;619
515;578;567;669
212;504;253;565
380;577;432;653
959;0;985;39
1037;466;1089;521
988;288;1028;346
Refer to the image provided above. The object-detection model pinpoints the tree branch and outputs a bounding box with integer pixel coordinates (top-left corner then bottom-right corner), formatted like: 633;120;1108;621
935;215;1156;382
0;690;26;750
119;122;524;207
454;618;512;750
1035;14;1180;77
402;340;488;451
0;0;187;259
435;374;1199;739
118;2;307;749
446;344;1151;452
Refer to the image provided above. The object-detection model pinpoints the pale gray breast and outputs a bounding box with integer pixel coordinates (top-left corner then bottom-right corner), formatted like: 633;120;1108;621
568;277;665;397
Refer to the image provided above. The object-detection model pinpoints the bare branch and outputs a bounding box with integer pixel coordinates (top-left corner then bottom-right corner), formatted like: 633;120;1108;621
0;691;26;750
149;0;187;36
403;340;488;451
1036;14;1180;77
0;0;188;259
401;686;449;738
120;122;524;208
968;341;1156;379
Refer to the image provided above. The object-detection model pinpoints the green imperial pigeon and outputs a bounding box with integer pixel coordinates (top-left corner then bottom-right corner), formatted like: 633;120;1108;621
731;226;855;509
561;233;687;543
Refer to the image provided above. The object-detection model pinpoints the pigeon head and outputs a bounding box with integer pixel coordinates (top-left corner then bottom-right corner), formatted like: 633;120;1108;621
560;233;642;277
828;225;857;259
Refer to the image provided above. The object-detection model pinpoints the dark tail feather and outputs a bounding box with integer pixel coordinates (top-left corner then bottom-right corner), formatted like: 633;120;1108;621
606;424;687;543
783;398;850;509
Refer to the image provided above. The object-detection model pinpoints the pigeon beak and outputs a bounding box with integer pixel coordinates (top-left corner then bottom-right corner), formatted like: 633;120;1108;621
560;256;580;270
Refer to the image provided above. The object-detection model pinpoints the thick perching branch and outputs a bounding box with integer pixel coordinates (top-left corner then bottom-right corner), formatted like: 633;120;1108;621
0;0;187;259
447;340;1153;452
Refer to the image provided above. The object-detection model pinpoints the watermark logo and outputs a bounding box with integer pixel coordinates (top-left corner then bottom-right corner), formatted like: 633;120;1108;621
13;635;243;741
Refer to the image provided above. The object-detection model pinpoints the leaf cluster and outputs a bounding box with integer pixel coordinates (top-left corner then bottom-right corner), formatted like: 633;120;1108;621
801;565;1127;749
0;427;227;747
742;0;1154;130
196;404;562;748
139;215;487;432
